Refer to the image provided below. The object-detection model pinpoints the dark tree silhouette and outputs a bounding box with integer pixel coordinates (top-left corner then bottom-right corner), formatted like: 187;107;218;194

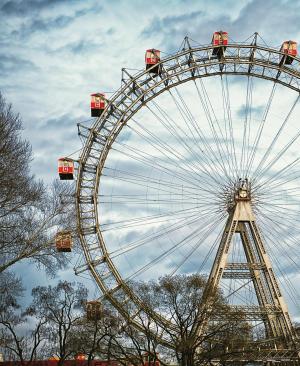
74;275;250;366
128;275;251;366
0;273;47;364
27;281;88;365
0;92;72;276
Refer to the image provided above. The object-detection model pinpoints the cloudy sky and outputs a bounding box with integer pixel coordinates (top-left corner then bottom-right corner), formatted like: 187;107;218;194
1;0;300;181
2;0;300;323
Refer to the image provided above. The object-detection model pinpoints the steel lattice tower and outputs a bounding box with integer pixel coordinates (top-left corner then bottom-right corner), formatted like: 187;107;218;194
196;180;299;364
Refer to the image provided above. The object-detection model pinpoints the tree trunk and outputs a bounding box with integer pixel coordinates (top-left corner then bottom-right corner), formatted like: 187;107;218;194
181;351;194;366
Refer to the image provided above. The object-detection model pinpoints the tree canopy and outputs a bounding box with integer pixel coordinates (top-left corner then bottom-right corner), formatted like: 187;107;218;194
0;275;253;366
0;92;72;276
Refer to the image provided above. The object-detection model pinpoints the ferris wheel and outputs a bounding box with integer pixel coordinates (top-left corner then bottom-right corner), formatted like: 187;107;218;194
58;31;300;354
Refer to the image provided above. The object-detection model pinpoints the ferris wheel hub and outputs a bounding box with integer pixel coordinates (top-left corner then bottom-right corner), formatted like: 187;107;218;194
235;178;251;202
225;178;252;213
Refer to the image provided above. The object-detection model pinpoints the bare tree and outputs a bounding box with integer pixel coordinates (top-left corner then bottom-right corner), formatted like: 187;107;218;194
0;271;23;358
0;313;47;365
67;275;251;366
68;297;169;366
27;281;87;364
0;92;73;276
70;275;243;366
127;275;251;366
104;312;164;366
69;308;120;364
0;272;23;312
0;274;251;366
0;278;47;366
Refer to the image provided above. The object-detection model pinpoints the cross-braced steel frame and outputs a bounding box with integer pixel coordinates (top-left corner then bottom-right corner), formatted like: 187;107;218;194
74;34;300;361
193;183;298;364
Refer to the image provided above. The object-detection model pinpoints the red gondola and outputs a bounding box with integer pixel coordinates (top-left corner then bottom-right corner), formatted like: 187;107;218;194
280;41;297;65
86;300;103;321
145;49;161;74
55;231;72;252
212;31;228;56
58;158;74;180
91;93;106;117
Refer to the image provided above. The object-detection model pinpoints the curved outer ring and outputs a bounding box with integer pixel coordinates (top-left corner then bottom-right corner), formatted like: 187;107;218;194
75;41;300;342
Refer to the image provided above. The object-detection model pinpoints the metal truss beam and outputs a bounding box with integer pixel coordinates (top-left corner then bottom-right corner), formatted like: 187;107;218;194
195;188;297;354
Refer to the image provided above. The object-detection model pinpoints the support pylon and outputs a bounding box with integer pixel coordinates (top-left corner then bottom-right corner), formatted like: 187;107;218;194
196;180;298;363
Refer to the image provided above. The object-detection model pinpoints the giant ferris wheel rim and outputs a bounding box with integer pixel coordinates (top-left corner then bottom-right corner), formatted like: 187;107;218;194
75;36;300;341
